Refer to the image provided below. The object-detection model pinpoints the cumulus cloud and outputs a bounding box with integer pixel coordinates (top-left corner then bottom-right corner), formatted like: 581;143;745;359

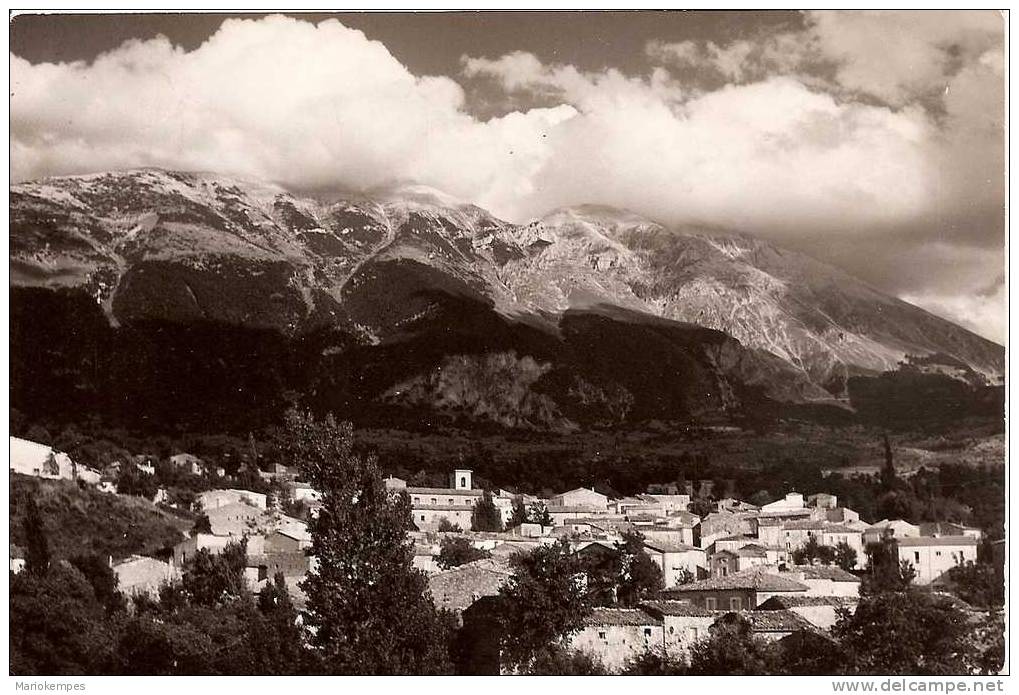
11;15;573;203
9;12;1005;341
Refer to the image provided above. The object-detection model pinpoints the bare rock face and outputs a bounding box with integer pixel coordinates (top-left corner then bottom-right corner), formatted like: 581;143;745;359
9;169;1004;428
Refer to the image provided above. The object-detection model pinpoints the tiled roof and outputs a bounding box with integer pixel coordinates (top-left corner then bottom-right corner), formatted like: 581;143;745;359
548;506;598;514
412;504;474;512
666;566;809;593
757;595;858;609
644;540;702;554
782;520;829;530
792;565;861;582
640;600;721;618
737;544;769;558
427;560;512;612
732;610;815;633
895;536;979;547
583;607;662;627
406;487;483;496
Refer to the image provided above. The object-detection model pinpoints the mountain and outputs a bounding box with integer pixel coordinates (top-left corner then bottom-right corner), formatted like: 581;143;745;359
9;169;1004;431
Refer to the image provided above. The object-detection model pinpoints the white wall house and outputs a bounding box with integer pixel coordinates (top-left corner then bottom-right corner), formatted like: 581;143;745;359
895;536;979;585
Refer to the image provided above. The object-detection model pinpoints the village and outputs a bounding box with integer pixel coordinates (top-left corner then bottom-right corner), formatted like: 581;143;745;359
9;432;991;673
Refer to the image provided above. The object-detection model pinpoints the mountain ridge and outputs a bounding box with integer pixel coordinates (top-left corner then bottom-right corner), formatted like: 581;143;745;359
9;168;1004;430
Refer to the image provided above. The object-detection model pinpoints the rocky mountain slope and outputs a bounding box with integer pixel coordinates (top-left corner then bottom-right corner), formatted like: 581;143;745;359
9;169;1004;430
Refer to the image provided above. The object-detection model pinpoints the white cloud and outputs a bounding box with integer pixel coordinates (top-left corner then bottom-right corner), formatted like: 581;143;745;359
10;15;572;204
9;12;1005;340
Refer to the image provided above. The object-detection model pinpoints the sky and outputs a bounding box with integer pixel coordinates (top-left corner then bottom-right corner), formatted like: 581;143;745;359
9;11;1007;342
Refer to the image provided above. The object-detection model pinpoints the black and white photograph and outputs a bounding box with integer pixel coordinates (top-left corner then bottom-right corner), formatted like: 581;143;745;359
6;8;1008;679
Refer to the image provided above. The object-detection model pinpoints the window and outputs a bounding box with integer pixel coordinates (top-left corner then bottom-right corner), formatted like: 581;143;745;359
914;551;921;563
460;477;467;488
643;628;652;640
687;627;699;642
413;497;420;504
935;551;942;557
669;626;675;634
449;498;454;505
730;597;742;611
598;631;607;640
431;498;437;505
420;515;425;521
705;597;718;610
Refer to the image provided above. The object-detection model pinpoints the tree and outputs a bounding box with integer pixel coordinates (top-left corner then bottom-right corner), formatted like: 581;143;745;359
437;536;490;569
180;540;248;607
687;615;781;675
10;562;118;675
614;531;664;607
861;539;915;595
832;590;973;675
436;517;462;533
471;492;503;532
688;498;714;518
193;513;212;534
23;495;50;575
497;540;591;672
247;573;307;675
116;464;158;500
791;535;836;566
275;408;453;675
880;432;898;492
508;496;529;528
835;541;858;571
621;648;687;675
943;561;1004;609
526;646;606;675
527;501;552;526
70;553;126;614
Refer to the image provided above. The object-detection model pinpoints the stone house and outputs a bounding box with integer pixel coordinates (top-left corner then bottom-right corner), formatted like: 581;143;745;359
663;565;810;610
566;607;664;672
894;535;979;585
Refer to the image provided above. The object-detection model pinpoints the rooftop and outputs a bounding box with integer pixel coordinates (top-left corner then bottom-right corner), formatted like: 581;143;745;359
790;565;861;582
730;610;815;633
584;607;662;627
757;595;859;609
666;566;809;593
640;600;721;618
895;536;979;547
406;487;483;497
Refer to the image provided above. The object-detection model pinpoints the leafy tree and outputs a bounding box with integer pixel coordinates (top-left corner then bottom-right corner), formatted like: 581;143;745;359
508;496;529;528
70;553;126;614
10;562;118;675
116;464;159;500
688;498;714;518
880;432;898;492
497;539;591;672
614;531;664;607
687;614;781;675
832;590;972;675
180;540;248;607
527;501;552;526
835;541;858;571
621;648;687;675
437;517;462;533
791;535;836;566
193;513;212;534
777;631;843;675
526;646;607;675
275;408;453;675
471;492;503;532
23;495;50;575
943;561;1004;609
247;573;306;675
748;490;773;507
437;536;490;569
861;539;915;595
